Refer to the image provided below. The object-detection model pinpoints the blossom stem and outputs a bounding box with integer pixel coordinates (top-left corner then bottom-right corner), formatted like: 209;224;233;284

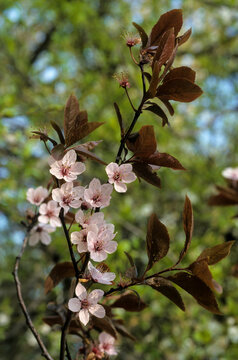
129;46;138;65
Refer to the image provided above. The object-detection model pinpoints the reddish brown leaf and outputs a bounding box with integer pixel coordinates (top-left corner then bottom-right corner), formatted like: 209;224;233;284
132;22;148;48
111;292;147;312
146;277;185;311
177;28;192;46
189;259;215;291
164;66;196;83
64;94;80;146
149;9;183;46
64;212;75;224
147;61;161;98
208;194;238;206
75;122;104;143
71;145;107;165
144;103;169;126
146;213;170;271
134;126;157;158
92;315;117;338
159;98;174;116
114;102;124;138
168;272;222;314
197;241;235;265
152;28;175;69
50;120;65;144
132;162;161;188
31;131;57;146
157;78;203;102
177;195;193;263
147;151;186;170
44;262;75;294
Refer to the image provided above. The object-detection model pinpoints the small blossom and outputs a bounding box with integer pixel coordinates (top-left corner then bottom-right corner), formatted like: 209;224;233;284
122;31;141;47
98;332;118;356
28;224;55;246
49;149;86;182
113;72;130;88
68;283;105;326
39;200;61;227
52;182;85;213
84;178;113;209
26;186;48;206
105;162;137;193
75;209;104;228
87;227;117;262
222;167;238;181
71;224;97;253
88;261;116;285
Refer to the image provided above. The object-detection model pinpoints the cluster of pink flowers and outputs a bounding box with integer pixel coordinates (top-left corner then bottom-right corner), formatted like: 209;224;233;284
26;149;137;355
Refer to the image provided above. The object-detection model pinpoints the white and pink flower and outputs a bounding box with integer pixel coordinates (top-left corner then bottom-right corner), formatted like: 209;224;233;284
26;186;48;206
98;332;118;356
28;224;55;246
222;167;238;181
49;149;86;182
68;283;105;326
88;261;116;285
70;224;97;253
105;162;137;193
52;182;85;213
84;178;113;208
87;227;117;262
39;200;61;227
75;209;104;229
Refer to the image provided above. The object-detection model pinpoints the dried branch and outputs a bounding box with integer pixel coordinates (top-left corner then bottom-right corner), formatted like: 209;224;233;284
12;235;54;360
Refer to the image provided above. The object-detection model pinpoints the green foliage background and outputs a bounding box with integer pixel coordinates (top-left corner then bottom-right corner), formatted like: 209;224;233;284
0;0;238;359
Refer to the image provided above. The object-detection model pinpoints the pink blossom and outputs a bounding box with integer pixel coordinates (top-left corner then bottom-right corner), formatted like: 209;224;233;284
52;182;85;213
28;224;55;246
71;224;100;253
84;178;113;208
68;283;105;326
49;149;86;182
98;332;118;356
88;261;116;285
75;209;104;228
39;200;61;227
105;162;137;193
87;227;117;262
222;167;238;181
26;186;48;206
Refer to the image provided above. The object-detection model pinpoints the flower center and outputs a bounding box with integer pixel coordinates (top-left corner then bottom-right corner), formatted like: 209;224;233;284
36;227;43;233
62;194;72;205
92;193;101;204
94;240;103;252
81;299;89;309
113;172;121;181
61;166;70;176
46;210;55;218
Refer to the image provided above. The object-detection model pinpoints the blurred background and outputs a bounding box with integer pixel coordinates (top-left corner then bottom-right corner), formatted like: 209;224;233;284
0;0;238;359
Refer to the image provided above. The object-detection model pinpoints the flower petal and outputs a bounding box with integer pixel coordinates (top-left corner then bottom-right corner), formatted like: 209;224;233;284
75;283;87;300
68;297;81;312
89;304;105;319
79;309;90;326
88;289;104;304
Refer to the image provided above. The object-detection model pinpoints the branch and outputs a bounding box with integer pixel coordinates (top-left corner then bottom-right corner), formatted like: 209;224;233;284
59;208;80;279
13;235;54;360
115;65;146;164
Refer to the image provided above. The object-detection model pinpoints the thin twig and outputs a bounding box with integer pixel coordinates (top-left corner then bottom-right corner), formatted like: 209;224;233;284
125;88;136;112
66;341;72;360
13;236;54;360
60;311;73;360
